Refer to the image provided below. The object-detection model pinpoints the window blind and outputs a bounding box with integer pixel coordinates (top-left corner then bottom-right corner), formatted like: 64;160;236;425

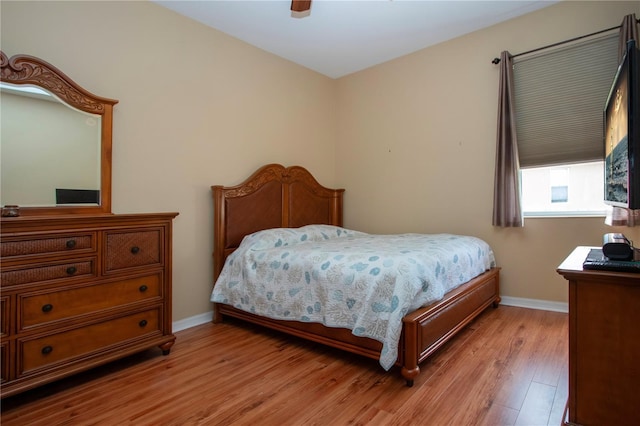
513;33;619;168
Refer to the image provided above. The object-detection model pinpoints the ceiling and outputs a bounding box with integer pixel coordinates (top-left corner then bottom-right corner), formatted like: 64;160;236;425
154;0;558;78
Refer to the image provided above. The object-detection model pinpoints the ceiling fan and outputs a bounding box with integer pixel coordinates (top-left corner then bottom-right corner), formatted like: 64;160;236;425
291;0;312;14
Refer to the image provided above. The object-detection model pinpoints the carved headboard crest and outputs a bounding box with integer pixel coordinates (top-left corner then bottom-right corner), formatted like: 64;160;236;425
222;164;341;198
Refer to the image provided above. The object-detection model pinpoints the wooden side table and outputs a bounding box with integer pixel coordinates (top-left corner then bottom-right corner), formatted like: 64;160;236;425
557;246;640;425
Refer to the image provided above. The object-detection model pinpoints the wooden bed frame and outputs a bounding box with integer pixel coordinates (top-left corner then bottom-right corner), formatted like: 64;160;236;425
212;164;501;386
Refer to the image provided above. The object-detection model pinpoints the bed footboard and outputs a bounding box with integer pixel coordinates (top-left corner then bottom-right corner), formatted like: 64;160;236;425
214;268;500;387
400;267;501;386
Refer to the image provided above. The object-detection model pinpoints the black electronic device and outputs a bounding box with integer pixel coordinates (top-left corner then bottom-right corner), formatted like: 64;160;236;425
583;248;640;273
55;188;100;205
602;233;634;261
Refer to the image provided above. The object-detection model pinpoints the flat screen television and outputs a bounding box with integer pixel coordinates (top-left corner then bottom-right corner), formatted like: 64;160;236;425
604;39;640;209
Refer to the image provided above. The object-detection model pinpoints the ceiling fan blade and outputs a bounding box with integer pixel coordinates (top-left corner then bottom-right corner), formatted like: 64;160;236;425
291;0;312;13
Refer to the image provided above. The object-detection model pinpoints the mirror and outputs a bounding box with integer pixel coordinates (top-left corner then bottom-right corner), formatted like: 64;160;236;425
0;51;118;216
1;83;102;207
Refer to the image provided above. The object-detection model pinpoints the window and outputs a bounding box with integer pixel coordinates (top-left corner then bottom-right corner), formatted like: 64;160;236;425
550;168;569;203
513;33;619;216
521;162;609;216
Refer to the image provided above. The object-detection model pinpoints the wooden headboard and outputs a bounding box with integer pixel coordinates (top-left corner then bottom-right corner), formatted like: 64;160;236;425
212;164;344;281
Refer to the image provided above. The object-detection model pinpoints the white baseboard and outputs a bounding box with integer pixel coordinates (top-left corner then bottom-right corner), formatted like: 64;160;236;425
172;297;567;333
172;311;213;332
500;296;568;313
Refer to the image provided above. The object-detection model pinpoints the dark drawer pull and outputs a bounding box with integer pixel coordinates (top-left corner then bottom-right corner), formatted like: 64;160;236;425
42;304;53;313
66;266;77;275
41;345;53;355
139;285;148;293
65;239;76;249
139;320;148;328
131;246;140;254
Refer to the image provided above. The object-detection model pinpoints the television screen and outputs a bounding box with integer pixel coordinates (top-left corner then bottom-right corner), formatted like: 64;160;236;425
604;40;640;209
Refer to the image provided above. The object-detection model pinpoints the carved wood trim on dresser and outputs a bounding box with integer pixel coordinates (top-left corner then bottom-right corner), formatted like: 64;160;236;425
0;213;178;398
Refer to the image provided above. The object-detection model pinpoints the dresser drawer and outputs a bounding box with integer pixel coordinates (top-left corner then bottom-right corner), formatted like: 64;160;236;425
18;308;161;375
105;229;162;272
20;274;162;330
0;259;96;287
1;233;95;259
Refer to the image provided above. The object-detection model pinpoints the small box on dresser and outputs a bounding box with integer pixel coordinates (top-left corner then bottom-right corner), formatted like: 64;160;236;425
0;212;178;398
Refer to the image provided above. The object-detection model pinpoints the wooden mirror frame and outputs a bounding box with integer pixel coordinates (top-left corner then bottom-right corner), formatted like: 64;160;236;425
1;51;118;216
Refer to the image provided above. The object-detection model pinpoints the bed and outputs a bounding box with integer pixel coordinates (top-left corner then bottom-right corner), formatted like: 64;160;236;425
211;164;501;386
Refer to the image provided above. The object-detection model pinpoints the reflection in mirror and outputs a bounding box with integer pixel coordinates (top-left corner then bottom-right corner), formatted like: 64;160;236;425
1;83;102;207
1;51;118;216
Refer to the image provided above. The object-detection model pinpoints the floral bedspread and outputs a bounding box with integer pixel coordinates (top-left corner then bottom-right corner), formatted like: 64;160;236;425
211;225;496;370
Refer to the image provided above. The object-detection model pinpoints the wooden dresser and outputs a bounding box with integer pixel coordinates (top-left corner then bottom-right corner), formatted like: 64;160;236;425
0;213;178;398
557;246;640;425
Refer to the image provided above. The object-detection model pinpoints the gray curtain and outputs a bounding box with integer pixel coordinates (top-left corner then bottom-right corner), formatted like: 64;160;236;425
492;51;523;227
608;13;639;227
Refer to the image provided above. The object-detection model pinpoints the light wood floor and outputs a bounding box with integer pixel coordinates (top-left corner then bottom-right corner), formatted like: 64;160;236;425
1;305;568;426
